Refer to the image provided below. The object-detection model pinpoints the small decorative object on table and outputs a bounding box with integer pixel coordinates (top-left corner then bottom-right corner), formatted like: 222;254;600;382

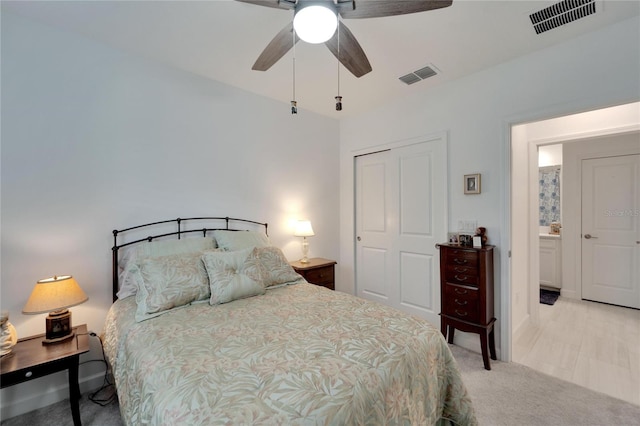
475;227;488;246
458;234;473;247
0;312;17;357
549;222;561;235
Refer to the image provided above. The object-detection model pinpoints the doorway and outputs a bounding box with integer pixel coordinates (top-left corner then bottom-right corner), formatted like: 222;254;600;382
511;102;640;342
509;103;640;404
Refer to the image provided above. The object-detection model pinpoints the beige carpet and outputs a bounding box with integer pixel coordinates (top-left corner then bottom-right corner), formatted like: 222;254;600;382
2;344;639;425
449;344;640;425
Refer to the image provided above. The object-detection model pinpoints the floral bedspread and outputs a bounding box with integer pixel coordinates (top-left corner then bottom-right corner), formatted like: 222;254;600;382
103;282;477;425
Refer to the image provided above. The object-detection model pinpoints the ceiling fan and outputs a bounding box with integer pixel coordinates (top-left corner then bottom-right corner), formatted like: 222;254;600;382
236;0;453;78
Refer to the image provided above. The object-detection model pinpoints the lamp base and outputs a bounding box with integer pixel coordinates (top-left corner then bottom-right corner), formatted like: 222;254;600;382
44;309;73;344
42;331;75;345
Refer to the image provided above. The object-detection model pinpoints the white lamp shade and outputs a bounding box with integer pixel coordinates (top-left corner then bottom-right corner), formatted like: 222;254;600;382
293;220;315;237
23;275;88;314
293;4;338;44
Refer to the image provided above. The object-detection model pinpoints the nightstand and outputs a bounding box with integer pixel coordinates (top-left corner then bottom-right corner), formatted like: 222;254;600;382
1;324;90;425
290;258;337;290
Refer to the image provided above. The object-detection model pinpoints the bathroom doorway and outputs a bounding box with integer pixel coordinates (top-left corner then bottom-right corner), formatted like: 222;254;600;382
509;102;640;405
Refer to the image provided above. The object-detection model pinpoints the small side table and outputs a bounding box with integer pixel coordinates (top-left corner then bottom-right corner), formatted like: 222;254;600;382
1;324;90;425
290;258;337;290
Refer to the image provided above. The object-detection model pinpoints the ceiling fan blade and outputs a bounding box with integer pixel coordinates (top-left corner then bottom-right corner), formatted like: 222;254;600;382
234;0;294;11
252;22;300;71
325;21;372;78
339;0;452;19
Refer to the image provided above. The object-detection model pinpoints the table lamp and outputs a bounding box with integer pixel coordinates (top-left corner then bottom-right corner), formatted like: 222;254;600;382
293;220;315;264
23;275;88;344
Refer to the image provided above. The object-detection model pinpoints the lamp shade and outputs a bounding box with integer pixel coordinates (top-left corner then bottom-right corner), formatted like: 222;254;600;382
293;220;315;237
23;275;88;314
293;4;338;44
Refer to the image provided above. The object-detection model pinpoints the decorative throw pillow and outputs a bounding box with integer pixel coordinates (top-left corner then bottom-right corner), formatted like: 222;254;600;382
212;230;270;252
255;246;302;287
132;252;211;322
117;237;216;299
202;248;267;305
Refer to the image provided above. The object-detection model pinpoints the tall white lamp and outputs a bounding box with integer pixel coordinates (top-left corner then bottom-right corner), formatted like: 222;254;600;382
293;220;315;264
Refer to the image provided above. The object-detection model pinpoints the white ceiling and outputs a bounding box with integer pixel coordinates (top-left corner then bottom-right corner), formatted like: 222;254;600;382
3;0;639;118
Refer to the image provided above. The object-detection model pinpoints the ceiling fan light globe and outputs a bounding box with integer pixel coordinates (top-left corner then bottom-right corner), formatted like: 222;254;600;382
293;5;338;44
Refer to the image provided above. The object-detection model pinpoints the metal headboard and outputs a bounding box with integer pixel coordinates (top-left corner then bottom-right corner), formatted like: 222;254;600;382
111;216;268;301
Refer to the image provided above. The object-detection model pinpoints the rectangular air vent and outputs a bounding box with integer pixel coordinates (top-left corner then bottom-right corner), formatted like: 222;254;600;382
530;0;597;34
399;65;438;85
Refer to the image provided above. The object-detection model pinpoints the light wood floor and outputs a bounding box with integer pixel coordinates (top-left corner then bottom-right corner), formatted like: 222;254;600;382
513;296;640;406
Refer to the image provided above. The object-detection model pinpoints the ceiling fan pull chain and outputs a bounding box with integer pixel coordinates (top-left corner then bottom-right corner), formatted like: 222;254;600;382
335;18;342;111
291;18;298;115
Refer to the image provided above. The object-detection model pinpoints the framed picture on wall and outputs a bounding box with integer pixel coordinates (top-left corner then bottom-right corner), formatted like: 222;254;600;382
464;173;481;194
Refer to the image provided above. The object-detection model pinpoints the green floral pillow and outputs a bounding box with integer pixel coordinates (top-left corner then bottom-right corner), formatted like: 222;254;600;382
255;246;302;287
131;252;211;322
212;230;270;251
202;248;267;305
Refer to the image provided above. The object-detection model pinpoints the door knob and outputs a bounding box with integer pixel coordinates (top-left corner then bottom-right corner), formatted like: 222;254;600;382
357;236;361;241
584;234;598;239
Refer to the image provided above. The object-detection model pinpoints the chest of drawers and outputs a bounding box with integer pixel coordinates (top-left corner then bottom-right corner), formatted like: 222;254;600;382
438;243;496;370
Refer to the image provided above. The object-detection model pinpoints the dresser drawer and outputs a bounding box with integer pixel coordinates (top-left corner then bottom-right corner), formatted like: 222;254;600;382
444;265;479;286
445;249;478;268
304;265;334;285
443;284;480;322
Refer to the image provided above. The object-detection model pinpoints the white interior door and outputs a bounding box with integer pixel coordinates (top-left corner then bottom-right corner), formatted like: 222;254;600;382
355;140;446;326
581;154;640;309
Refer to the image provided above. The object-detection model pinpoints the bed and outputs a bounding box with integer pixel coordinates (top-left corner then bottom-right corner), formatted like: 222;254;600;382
103;217;477;425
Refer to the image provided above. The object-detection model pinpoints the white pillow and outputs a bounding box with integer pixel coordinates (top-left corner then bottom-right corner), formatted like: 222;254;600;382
132;252;211;322
212;230;270;252
202;248;267;305
254;247;301;287
117;237;216;299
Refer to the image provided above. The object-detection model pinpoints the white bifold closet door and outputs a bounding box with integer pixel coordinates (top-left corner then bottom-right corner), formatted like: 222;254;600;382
354;139;446;327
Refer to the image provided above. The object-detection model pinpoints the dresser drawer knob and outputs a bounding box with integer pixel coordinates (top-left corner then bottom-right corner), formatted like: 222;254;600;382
454;299;467;306
454;267;467;273
455;310;468;317
25;371;33;378
454;274;468;281
453;259;467;265
454;288;468;295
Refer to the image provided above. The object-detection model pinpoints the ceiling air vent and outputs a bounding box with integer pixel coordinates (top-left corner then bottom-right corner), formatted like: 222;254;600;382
399;65;438;85
529;0;597;35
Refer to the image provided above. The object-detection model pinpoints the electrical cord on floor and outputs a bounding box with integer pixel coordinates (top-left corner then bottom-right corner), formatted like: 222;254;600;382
78;332;117;406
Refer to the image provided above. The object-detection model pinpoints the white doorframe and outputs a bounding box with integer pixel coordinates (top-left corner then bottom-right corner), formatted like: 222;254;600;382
504;103;640;362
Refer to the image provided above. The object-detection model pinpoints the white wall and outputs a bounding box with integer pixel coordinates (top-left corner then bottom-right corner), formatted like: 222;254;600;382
339;16;640;357
0;11;339;418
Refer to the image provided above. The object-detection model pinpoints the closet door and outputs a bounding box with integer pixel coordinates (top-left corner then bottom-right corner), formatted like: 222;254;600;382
354;140;446;326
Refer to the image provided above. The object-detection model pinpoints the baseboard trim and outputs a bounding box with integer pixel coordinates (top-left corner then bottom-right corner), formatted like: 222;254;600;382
0;372;105;420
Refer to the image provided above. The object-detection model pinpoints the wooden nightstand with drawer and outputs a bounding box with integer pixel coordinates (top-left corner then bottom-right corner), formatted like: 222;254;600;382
438;243;496;370
290;258;337;290
1;324;90;425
